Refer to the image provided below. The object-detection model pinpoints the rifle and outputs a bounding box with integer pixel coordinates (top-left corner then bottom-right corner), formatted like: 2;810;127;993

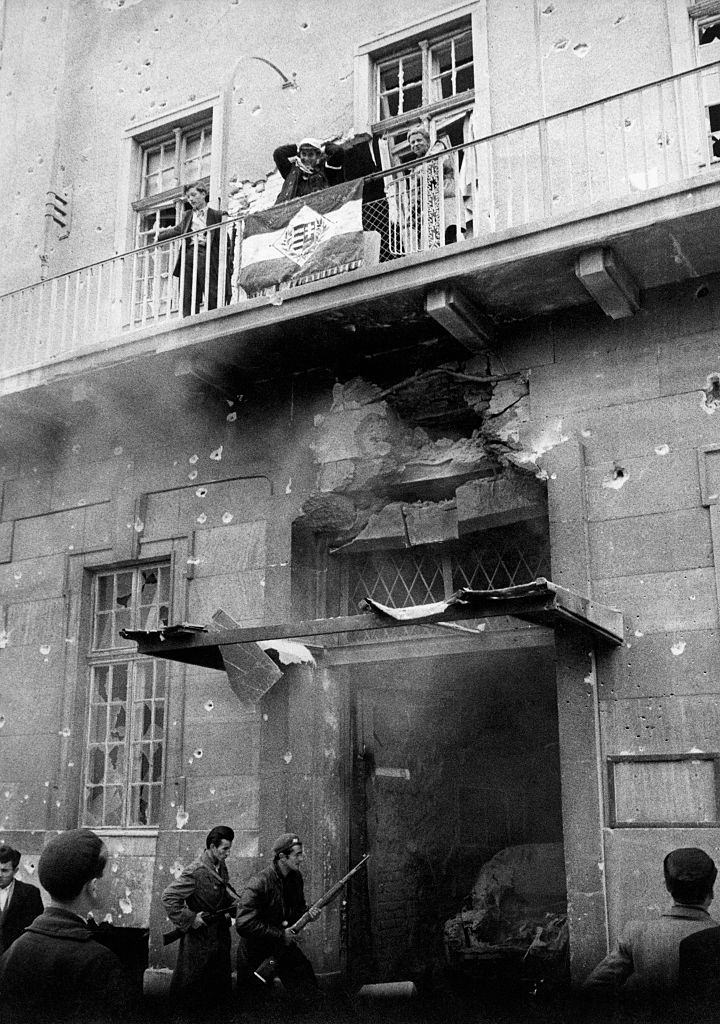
163;903;237;946
254;854;370;984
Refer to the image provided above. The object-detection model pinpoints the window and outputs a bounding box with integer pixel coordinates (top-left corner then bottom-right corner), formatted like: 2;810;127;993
692;6;720;160
335;527;551;615
372;19;475;164
83;564;171;828
131;119;213;322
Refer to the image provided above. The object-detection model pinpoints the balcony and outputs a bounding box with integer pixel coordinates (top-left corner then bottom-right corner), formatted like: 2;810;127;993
4;62;720;399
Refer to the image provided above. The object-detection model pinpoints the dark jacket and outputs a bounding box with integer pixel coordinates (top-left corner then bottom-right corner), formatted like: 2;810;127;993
273;143;345;205
161;849;234;999
679;924;720;1006
158;205;225;277
235;864;308;952
0;906;125;1024
0;879;44;955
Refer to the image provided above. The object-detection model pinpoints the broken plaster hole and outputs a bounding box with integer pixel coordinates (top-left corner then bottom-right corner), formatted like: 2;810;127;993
553;38;569;50
119;895;133;915
176;808;189;830
0;716;6;730
573;43;589;58
189;454;198;464
654;444;670;456
196;513;207;524
204;700;214;712
227;412;237;422
193;748;203;759
40;645;51;656
283;751;293;764
188;470;198;481
195;487;208;498
671;640;686;656
210;446;223;461
704;374;720;412
602;463;628;490
541;4;554;13
222;512;234;524
695;284;710;299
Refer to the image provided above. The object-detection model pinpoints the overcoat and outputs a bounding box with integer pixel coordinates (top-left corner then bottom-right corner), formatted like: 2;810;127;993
0;878;44;954
161;849;234;1001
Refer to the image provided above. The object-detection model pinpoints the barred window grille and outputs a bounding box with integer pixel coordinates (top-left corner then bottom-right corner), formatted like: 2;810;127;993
83;563;171;828
340;531;551;614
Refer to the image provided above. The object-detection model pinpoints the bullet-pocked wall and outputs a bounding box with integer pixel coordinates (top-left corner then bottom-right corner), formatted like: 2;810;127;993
0;0;688;292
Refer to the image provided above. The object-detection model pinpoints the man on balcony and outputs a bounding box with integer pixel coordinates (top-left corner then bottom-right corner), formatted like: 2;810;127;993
158;181;232;317
273;137;345;204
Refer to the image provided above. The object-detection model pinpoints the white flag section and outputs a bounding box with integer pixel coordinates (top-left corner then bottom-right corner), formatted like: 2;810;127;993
237;179;365;295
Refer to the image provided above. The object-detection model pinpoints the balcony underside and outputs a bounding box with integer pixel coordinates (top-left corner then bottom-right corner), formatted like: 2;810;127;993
3;174;720;443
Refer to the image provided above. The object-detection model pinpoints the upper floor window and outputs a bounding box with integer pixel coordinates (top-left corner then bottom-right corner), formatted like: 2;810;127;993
131;118;213;321
691;5;720;160
83;563;171;829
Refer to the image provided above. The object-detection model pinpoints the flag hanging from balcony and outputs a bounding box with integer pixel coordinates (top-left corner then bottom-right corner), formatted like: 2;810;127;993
237;180;365;296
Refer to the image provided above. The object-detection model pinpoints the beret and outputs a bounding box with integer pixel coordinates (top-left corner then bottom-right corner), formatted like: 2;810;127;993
39;829;105;900
665;847;716;884
273;833;302;855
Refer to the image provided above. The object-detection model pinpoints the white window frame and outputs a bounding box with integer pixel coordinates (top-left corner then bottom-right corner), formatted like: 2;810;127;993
81;562;172;829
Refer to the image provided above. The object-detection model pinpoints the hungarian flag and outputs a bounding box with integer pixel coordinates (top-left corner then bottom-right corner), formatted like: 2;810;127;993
237;179;365;295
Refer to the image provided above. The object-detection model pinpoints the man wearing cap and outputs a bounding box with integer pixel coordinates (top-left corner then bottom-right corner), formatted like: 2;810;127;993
582;847;718;998
0;844;44;956
0;828;125;1023
161;824;236;1011
273;138;345;204
235;832;320;1008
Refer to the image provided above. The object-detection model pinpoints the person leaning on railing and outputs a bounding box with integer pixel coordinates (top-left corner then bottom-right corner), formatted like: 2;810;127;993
272;136;345;204
157;181;233;317
402;125;459;248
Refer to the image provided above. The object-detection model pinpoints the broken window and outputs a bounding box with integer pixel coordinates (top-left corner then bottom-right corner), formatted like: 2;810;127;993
372;20;475;166
131;118;213;323
336;526;551;615
83;563;170;828
693;10;720;160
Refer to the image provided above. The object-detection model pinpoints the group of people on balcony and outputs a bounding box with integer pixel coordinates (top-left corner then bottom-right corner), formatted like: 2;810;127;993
159;123;464;317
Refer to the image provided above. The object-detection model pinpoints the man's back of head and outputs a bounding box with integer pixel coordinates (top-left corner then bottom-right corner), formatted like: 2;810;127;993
664;847;717;906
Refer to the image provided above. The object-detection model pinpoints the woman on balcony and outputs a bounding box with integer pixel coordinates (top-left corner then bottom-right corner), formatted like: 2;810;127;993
401;125;459;250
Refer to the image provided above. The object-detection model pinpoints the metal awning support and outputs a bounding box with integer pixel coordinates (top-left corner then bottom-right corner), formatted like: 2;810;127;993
120;579;623;702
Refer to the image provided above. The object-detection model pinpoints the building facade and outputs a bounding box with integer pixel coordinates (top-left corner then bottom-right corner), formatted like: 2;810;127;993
2;0;720;989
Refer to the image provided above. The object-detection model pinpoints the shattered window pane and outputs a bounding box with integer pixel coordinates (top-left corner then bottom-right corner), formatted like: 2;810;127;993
85;562;170;827
699;20;720;46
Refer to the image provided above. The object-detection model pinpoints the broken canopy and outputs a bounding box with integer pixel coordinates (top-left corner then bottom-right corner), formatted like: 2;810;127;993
237;179;365;295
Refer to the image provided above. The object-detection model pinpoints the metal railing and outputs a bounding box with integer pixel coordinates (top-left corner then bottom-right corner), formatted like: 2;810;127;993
2;61;719;377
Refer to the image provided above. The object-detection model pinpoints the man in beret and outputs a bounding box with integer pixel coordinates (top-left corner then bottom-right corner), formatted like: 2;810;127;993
0;828;125;1023
0;844;44;956
235;832;320;1009
582;847;718;999
161;824;237;1012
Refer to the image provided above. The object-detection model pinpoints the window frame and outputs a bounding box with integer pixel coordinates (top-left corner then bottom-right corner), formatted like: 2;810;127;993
81;561;172;830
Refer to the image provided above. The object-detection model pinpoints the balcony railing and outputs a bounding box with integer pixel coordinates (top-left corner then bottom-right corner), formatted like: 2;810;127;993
2;62;720;378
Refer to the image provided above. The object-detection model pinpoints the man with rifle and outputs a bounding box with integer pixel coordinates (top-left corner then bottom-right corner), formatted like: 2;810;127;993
161;825;238;1012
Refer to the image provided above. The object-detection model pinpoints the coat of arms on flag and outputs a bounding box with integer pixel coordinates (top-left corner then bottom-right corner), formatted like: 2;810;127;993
236;179;365;296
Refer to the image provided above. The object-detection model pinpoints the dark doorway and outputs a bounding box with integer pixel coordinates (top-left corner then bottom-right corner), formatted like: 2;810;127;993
348;641;563;985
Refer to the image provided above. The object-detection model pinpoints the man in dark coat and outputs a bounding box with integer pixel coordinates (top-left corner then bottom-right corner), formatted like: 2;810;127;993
273;137;345;204
158;181;232;317
0;844;44;955
235;832;319;1009
0;828;125;1024
161;825;236;1012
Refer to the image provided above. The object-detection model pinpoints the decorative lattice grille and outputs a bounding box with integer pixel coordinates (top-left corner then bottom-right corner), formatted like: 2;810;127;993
342;531;550;613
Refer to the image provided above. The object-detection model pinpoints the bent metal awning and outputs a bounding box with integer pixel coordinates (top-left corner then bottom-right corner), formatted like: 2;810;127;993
120;578;623;703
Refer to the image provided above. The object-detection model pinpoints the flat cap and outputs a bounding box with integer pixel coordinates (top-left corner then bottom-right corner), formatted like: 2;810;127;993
39;828;105;900
273;833;302;855
665;847;717;884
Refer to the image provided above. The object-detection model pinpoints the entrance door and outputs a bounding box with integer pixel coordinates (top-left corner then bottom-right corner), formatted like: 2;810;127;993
349;644;563;983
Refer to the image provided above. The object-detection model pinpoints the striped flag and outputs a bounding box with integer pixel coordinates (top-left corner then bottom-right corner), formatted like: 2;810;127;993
237;179;365;295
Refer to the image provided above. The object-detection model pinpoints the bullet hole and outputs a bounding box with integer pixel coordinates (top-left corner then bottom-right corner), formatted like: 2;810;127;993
195;487;208;498
144;58;152;66
300;21;309;28
40;645;51;655
59;727;71;737
119;896;133;914
553;39;569;50
222;512;234;524
133;517;144;532
703;374;720;412
227;411;237;422
210;445;223;461
602;463;628;489
262;713;269;721
189;454;198;464
176;808;189;829
188;470;198;481
252;105;262;116
204;700;214;712
193;748;203;759
285;478;292;494
542;4;554;12
573;43;589;57
187;556;200;566
283;751;293;763
695;284;710;299
196;513;207;524
114;446;124;455
654;443;670;455
614;14;627;26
